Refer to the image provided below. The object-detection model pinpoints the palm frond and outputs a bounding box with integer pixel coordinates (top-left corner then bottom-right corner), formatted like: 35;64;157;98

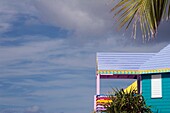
105;88;152;113
111;0;170;40
167;1;170;19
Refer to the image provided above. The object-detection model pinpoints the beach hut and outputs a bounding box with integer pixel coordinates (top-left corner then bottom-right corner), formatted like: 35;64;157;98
94;44;170;113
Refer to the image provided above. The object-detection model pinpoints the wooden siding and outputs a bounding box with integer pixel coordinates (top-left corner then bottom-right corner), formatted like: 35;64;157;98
142;73;170;113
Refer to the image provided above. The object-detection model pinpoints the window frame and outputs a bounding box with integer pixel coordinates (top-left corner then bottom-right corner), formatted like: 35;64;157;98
151;74;162;98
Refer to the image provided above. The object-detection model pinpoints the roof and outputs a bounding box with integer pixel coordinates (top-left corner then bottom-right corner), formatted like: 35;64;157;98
140;44;170;70
97;44;170;75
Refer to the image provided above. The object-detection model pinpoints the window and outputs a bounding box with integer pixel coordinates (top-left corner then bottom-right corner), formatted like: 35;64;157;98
151;74;162;98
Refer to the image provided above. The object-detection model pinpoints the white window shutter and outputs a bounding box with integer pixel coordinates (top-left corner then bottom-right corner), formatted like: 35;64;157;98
151;74;162;98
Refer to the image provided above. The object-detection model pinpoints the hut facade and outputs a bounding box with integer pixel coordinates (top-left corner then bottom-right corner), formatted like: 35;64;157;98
95;44;170;113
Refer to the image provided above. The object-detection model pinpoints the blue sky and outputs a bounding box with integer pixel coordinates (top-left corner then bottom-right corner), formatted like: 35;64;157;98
0;0;170;113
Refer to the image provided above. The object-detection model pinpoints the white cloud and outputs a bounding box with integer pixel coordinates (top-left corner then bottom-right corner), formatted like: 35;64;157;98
0;97;30;106
0;0;169;43
0;0;114;36
0;0;38;33
31;0;114;39
0;35;168;78
0;22;11;33
24;106;42;113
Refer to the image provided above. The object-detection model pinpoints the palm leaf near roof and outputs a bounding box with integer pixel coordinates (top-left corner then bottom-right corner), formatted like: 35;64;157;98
111;0;170;40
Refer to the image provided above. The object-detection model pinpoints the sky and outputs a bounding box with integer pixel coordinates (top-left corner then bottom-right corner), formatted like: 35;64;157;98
0;0;170;113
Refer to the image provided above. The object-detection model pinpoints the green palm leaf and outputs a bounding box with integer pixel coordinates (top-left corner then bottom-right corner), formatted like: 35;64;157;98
111;0;170;40
105;88;152;113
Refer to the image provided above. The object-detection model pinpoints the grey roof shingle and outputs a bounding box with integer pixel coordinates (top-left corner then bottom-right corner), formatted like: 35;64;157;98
97;44;170;74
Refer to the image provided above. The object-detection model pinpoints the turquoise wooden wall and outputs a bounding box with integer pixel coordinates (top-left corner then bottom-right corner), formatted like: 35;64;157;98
142;73;170;113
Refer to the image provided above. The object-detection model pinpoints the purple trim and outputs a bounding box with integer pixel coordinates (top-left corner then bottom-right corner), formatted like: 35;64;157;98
100;74;139;79
137;75;141;94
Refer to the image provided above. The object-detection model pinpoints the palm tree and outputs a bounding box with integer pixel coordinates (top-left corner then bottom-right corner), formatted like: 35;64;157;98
105;89;152;113
111;0;170;40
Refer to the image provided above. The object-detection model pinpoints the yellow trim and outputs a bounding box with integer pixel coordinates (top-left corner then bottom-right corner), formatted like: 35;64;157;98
97;68;170;75
96;100;112;103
